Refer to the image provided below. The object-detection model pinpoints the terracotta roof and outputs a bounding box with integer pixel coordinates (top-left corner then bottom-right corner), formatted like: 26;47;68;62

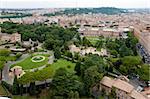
100;76;147;99
101;76;134;92
100;76;114;88
130;90;147;99
113;79;134;93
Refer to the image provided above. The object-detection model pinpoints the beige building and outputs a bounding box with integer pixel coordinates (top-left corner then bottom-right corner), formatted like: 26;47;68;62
0;32;21;43
69;44;108;56
133;25;150;54
78;27;122;38
100;76;147;99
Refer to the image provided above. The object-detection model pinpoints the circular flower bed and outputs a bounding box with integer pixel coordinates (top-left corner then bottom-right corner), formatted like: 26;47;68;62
31;55;46;62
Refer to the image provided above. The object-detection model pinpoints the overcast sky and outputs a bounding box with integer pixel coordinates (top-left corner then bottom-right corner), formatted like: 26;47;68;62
0;0;150;9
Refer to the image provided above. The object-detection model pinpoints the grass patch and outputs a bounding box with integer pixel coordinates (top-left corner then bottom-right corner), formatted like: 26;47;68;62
51;59;76;73
11;54;50;70
86;36;99;45
17;59;75;84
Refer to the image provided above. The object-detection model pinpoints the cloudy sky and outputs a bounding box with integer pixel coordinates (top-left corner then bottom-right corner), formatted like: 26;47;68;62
0;0;150;9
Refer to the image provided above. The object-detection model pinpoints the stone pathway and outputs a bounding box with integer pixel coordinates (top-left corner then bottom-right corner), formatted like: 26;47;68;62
2;51;54;85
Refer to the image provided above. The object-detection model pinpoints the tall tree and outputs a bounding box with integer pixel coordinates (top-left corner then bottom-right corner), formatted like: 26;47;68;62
54;47;61;59
51;68;83;98
12;76;20;95
75;62;81;76
29;82;36;95
83;66;103;96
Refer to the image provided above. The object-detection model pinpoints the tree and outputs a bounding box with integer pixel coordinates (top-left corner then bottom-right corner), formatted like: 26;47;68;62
110;50;118;58
83;54;104;70
54;47;61;59
44;38;55;50
95;40;103;48
0;61;5;80
16;52;22;59
29;82;36;95
109;87;116;99
125;32;138;55
51;68;83;98
75;62;81;76
20;84;23;96
74;52;80;60
66;51;73;58
83;66;103;96
119;44;133;57
68;91;80;99
12;76;20;95
0;49;11;56
136;64;149;81
82;37;92;47
119;56;142;74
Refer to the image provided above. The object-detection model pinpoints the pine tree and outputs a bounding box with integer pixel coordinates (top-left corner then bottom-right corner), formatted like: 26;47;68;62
29;82;36;95
12;75;20;95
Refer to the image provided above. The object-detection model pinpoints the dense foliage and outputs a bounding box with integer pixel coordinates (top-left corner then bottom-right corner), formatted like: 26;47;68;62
1;22;77;50
50;68;83;98
63;7;126;15
18;66;54;84
0;49;12;70
94;32;138;57
0;14;32;18
44;7;127;16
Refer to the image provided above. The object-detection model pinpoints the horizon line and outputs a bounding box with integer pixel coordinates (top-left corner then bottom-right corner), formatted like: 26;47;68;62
0;7;150;10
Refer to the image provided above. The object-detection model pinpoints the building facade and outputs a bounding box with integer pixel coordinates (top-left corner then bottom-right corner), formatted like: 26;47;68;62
100;76;147;99
0;32;21;43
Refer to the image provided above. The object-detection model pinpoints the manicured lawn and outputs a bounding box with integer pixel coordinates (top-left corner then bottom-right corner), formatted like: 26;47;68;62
17;58;76;84
51;59;76;73
0;85;7;96
86;36;99;45
11;54;50;70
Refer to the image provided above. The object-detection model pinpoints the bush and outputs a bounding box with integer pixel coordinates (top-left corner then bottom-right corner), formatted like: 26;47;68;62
54;59;57;62
67;65;71;68
18;66;54;84
16;53;22;59
1;81;12;92
0;49;11;56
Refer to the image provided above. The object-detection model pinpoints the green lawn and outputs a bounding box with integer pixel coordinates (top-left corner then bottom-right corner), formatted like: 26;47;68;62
51;59;76;73
17;59;75;84
86;36;99;45
11;54;50;70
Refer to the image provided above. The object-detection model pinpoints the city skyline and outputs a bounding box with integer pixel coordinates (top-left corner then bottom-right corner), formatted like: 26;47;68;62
0;0;150;9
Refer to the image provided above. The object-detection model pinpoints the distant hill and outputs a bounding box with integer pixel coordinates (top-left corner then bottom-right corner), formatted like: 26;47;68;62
62;7;128;15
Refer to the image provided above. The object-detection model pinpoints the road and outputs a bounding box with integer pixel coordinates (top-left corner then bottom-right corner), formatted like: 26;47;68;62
137;43;150;64
2;54;29;85
2;52;54;85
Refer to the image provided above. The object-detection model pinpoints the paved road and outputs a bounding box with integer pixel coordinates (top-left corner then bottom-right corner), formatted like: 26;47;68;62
137;43;150;64
2;54;30;85
2;52;54;85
